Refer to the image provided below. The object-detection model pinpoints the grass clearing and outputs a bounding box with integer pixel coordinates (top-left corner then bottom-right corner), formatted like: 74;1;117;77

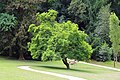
31;61;120;80
90;60;120;69
0;56;120;80
0;57;66;80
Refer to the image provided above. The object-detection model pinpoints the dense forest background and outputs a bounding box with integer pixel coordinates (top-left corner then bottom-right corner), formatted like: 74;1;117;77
0;0;120;62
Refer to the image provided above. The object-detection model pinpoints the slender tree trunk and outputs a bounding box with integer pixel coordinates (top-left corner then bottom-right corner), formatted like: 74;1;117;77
114;57;116;68
9;48;12;57
19;48;25;60
114;54;117;68
62;57;70;69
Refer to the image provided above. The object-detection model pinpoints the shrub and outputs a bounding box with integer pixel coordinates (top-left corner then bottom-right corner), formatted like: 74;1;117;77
96;43;112;61
0;13;17;32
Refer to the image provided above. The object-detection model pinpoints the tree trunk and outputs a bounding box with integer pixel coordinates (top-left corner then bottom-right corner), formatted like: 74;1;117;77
62;57;70;69
114;57;116;68
9;48;12;57
114;54;117;68
19;53;25;60
19;48;25;60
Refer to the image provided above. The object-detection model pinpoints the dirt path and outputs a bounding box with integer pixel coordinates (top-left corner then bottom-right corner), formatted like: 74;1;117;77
18;66;86;80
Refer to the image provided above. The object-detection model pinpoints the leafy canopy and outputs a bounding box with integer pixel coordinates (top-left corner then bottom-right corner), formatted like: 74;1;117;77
28;10;93;62
109;13;120;55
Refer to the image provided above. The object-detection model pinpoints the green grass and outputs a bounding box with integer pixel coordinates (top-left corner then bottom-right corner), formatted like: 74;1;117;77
90;60;120;69
0;56;120;80
0;57;66;80
31;61;120;80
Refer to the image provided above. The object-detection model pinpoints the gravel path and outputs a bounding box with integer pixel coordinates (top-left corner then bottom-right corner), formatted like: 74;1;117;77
18;66;86;80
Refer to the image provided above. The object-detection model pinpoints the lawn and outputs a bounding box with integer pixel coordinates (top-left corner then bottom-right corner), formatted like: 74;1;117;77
89;60;120;69
0;56;120;80
31;61;120;80
0;57;66;80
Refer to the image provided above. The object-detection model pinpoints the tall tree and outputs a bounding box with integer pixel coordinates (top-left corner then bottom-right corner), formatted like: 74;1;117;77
28;10;93;69
94;4;111;44
109;13;120;67
0;13;17;56
68;0;88;29
68;0;109;32
4;0;44;59
91;4;111;60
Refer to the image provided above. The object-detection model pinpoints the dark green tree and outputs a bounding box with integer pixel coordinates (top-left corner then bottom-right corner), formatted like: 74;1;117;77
96;43;112;61
94;4;111;44
4;0;44;59
0;13;17;57
90;4;111;61
68;0;109;32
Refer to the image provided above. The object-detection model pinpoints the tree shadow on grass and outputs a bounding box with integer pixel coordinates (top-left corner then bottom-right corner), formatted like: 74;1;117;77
35;65;96;73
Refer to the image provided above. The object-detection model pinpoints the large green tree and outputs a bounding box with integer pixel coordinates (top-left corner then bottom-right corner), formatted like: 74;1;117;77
28;10;93;69
3;0;44;59
109;13;120;67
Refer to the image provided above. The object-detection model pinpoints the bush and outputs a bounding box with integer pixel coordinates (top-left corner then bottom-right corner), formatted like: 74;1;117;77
96;43;112;61
0;13;17;32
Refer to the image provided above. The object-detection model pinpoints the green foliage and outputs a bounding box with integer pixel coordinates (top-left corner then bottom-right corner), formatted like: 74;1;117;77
36;10;58;22
28;10;93;62
0;13;17;32
0;13;17;55
91;4;111;61
0;3;5;13
68;0;109;32
7;0;44;10
94;4;111;43
68;0;88;23
38;0;71;23
96;43;112;61
48;0;62;10
0;12;14;56
87;3;111;61
2;0;120;62
87;33;103;60
109;13;120;55
3;0;43;59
